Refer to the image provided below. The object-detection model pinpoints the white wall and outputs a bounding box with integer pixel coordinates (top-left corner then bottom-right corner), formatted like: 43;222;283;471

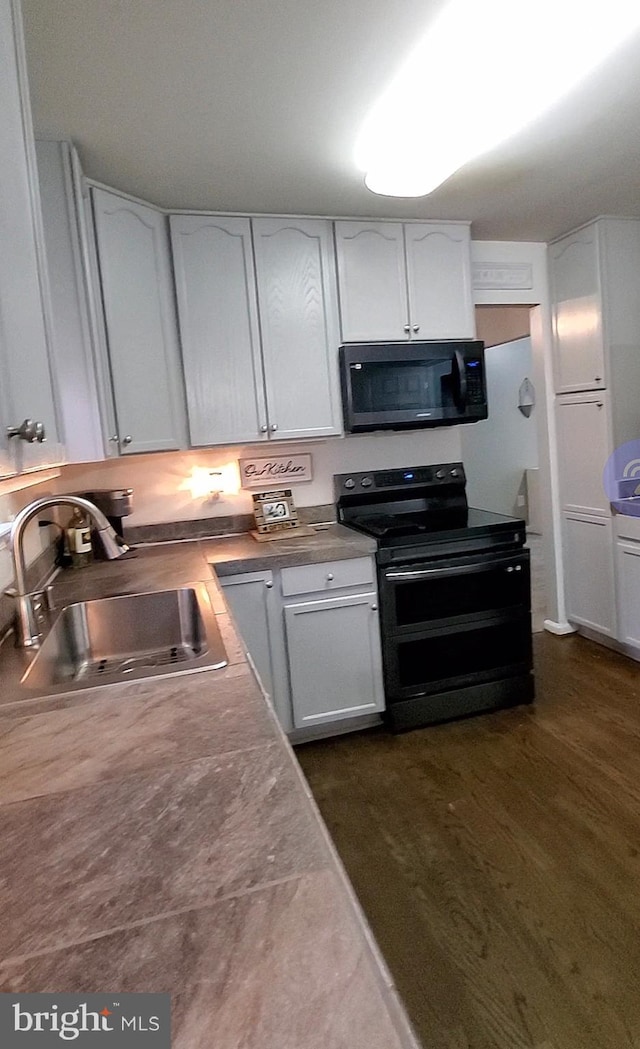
0;472;59;591
461;337;538;517
57;428;463;526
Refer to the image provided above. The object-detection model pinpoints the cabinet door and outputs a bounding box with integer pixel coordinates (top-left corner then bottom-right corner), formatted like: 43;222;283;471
284;592;384;728
92;188;187;454
563;512;615;636
219;570;292;732
555;394;611;514
550;228;605;393
0;0;61;476
252;217;341;440
35;140;105;463
170;215;268;445
615;540;640;649
405;222;475;340
334;221;408;342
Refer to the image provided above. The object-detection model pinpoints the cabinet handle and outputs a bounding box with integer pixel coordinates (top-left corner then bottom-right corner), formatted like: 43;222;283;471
596;402;603;409
326;573;334;581
270;423;278;433
265;580;273;589
595;376;602;383
371;604;378;611
412;325;420;333
7;419;46;443
109;434;119;443
403;324;411;333
260;424;268;434
122;435;133;445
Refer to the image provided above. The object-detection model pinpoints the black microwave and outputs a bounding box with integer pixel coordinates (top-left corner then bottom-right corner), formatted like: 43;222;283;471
339;341;488;433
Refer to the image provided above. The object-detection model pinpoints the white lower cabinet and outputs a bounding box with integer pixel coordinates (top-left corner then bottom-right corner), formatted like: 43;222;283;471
284;591;384;729
615;539;640;649
218;570;292;733
563;512;616;636
219;556;385;736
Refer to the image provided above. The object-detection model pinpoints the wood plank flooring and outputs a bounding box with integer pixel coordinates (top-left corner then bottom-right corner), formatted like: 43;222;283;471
296;633;640;1049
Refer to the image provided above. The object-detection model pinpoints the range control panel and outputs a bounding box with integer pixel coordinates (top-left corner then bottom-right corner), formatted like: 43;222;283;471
334;462;466;498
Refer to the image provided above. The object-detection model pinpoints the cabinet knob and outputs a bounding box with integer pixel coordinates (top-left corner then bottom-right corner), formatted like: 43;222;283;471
403;324;411;334
122;435;133;445
7;419;46;443
270;423;278;433
326;573;334;581
595;376;602;383
109;434;119;443
596;402;603;409
265;580;273;589
412;324;420;333
260;424;268;434
371;604;378;611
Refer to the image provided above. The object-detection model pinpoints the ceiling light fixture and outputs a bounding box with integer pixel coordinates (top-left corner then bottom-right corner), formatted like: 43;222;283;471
355;0;640;197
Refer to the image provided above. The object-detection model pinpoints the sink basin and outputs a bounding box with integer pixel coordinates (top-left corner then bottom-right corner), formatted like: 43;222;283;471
22;583;227;693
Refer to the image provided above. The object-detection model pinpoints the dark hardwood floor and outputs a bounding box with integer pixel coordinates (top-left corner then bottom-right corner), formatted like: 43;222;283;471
296;633;640;1049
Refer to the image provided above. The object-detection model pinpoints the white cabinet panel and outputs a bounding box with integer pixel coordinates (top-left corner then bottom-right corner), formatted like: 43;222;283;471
563;513;615;636
405;222;475;340
549;228;605;393
92;188;187;455
170;215;267;446
555;393;611;515
281;556;374;597
219;570;292;732
615;540;640;649
0;0;60;476
334;221;407;342
252;217;341;440
284;591;384;728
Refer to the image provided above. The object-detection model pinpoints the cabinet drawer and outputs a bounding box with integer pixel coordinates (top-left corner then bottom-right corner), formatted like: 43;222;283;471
281;556;374;597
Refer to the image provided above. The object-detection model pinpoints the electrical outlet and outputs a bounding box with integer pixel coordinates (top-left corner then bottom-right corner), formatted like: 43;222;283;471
516;495;526;507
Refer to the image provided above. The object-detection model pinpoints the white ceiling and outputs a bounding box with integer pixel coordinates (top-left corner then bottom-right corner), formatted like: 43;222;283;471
20;0;640;241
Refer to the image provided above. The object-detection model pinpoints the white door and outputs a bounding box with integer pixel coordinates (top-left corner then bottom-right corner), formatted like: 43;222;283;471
92;188;187;454
284;592;384;728
563;512;615;636
252;217;342;440
550;229;605;394
405;222;475;340
615;540;640;649
334;221;408;341
555;393;611;514
170;215;268;446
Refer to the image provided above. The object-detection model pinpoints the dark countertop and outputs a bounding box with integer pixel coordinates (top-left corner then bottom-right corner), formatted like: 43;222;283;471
0;530;418;1049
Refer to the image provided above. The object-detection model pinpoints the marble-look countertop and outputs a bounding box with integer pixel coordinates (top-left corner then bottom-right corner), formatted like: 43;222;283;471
0;530;419;1049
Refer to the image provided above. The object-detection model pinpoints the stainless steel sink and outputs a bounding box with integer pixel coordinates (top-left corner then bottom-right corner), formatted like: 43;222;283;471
21;583;227;694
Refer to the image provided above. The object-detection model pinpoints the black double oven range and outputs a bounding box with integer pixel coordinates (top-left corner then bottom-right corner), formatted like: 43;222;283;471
335;463;534;732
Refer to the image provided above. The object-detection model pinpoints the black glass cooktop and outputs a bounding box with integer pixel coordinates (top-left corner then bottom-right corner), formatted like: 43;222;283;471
352;506;520;540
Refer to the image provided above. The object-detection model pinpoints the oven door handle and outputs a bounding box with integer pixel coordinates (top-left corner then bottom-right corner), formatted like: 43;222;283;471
384;557;525;581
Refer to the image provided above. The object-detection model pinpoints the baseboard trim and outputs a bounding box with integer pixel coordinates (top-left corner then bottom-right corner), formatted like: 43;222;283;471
543;619;577;636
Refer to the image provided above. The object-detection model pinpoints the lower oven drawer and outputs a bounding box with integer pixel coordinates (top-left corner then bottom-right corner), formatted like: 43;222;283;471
381;549;530;633
383;611;533;702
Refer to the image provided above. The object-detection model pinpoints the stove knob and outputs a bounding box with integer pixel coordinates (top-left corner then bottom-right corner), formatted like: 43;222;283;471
344;478;355;490
450;468;459;477
435;469;445;480
361;476;373;488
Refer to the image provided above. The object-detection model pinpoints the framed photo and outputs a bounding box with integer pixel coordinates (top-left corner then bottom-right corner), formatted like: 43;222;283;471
252;489;299;534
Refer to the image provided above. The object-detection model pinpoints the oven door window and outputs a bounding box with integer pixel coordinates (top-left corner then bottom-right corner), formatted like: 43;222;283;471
391;615;532;697
385;552;530;630
349;358;453;415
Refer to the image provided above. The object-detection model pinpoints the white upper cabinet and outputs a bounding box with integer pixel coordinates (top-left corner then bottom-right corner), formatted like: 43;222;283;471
0;0;62;477
404;223;475;340
549;227;605;393
334;219;475;343
170;215;267;445
92;188;187;455
334;222;408;341
252;217;342;441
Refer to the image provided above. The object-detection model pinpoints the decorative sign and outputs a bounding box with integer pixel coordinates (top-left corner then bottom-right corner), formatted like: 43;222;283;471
472;262;534;290
252;489;299;534
239;453;313;489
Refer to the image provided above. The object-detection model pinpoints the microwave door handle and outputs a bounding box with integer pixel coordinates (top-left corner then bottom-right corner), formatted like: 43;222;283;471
454;349;467;409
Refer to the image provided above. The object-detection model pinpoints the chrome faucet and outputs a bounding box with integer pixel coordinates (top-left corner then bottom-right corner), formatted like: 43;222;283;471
6;495;130;648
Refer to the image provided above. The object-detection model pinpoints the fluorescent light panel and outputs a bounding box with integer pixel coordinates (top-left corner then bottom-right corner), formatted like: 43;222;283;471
356;0;640;197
